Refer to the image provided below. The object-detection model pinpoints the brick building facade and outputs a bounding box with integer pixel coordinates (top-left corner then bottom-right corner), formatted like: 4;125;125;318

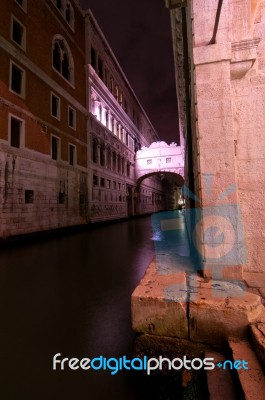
0;0;165;239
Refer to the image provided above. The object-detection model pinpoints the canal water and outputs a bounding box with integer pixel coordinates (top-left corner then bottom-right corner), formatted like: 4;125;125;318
0;212;201;400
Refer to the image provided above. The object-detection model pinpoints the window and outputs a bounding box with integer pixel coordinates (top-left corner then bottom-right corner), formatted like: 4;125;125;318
114;85;119;101
51;93;60;119
93;175;98;186
68;106;76;129
11;17;25;49
166;157;172;163
51;136;60;160
147;159;152;165
99;144;105;166
58;192;65;204
25;190;34;204
112;152;116;171
52;36;74;84
56;0;62;11
91;47;96;70
65;2;74;29
124;99;128;114
109;77;113;93
69;144;76;166
92;139;98;163
104;67;108;86
127;162;130;177
100;178;105;187
98;57;103;79
79;194;85;205
10;62;25;97
15;0;27;12
9;115;24;148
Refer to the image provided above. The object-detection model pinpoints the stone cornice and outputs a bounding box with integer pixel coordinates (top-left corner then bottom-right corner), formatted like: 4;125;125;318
230;38;261;79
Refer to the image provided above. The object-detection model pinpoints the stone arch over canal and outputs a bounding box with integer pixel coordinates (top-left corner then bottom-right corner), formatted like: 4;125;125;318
135;141;184;184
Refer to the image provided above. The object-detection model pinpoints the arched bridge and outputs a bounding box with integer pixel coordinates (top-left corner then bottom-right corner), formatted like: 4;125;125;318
135;141;184;185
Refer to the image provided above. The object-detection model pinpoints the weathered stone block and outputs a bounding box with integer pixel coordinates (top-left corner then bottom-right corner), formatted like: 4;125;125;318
190;286;262;344
131;260;188;339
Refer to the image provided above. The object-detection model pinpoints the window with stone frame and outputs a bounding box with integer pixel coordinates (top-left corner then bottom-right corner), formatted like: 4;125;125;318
51;93;60;119
68;106;76;129
52;37;74;84
9;116;24;148
11;17;26;49
15;0;27;12
51;135;60;160
10;61;25;97
69;144;76;165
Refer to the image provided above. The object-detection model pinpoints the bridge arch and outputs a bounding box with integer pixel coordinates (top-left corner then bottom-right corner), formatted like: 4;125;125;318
135;141;184;182
136;171;184;187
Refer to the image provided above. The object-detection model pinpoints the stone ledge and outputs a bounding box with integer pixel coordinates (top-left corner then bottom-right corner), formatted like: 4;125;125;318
131;260;264;345
229;340;265;399
131;260;188;338
194;43;231;66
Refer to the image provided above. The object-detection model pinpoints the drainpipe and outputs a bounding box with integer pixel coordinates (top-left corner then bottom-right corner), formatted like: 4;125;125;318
209;0;223;44
181;6;195;210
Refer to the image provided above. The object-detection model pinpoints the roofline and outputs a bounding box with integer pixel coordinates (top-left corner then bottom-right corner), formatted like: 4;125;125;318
83;9;160;140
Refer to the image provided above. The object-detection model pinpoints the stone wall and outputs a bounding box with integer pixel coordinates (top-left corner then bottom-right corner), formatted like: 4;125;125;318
168;0;265;275
0;143;88;238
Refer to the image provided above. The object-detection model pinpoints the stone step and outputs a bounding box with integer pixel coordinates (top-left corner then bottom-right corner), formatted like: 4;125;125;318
205;352;238;400
249;309;265;370
229;339;265;400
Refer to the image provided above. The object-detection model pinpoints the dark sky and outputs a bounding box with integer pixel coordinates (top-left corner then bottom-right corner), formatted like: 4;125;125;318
81;0;179;144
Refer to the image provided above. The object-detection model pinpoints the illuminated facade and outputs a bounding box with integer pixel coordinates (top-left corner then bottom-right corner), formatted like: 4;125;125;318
0;0;166;239
85;12;165;222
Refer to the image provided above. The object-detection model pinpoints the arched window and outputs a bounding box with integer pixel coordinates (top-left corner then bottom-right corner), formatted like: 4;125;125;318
92;138;98;163
100;144;105;167
106;148;111;169
52;36;74;84
112;152;117;171
56;0;62;10
117;155;121;174
65;2;74;29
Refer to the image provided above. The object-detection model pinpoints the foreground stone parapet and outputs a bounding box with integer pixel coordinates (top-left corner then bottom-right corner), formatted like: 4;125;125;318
205;352;237;400
229;340;265;400
131;259;189;338
189;282;262;344
131;260;264;345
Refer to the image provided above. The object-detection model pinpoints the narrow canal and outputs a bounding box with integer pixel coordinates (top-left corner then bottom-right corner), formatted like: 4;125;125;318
0;215;165;400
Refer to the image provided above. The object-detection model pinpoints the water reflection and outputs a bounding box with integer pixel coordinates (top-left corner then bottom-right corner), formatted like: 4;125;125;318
0;217;157;399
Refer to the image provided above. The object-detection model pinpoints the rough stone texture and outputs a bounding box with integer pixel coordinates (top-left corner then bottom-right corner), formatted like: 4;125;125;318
131;262;263;345
250;323;265;370
189;285;262;344
135;141;184;184
244;272;265;288
170;0;265;274
0;145;88;238
205;352;237;400
229;340;265;400
131;260;189;338
133;333;218;359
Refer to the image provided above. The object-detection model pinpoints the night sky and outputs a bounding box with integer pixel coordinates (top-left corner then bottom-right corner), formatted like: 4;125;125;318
81;0;180;144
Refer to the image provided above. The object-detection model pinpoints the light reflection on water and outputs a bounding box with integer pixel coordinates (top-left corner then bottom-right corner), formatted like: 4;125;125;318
0;213;193;400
